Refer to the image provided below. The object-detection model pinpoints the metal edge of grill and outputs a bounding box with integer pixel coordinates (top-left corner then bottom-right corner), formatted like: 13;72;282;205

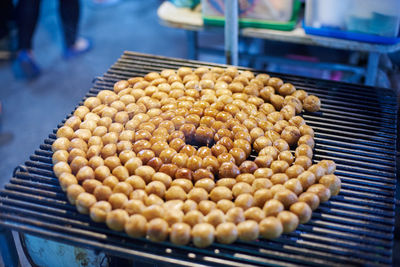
0;51;397;267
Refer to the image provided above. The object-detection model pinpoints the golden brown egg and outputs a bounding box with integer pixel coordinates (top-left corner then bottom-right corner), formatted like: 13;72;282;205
274;189;298;209
147;218;169;242
244;207;265;222
164;209;184;226
82;179;102;194
125;214;147;238
58;173;78;191
307;184;331;203
191;223;215;248
106;209;129;231
281;126;301;146
90;201;111;223
307;164;325;181
205;209;225;227
318;160;336;175
277;211;299;234
216;199;235;213
134;166;155;183
216;222;238;244
303;95;321;112
283;179;303;195
253;189;273;208
254;155;273;168
297;171;316;190
109;193;129;209
319;174;341;196
294;156;312;170
259;217;283;239
183;210;204;227
234;193;254;210
225;207;245;225
76;192;97;214
290;202;312;224
237;220;259;241
253;168;273;179
124;199;145;215
263;199;284;217
170;222;191;245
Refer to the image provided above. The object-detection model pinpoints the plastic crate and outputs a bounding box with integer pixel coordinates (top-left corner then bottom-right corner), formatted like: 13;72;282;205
202;0;301;31
304;0;400;44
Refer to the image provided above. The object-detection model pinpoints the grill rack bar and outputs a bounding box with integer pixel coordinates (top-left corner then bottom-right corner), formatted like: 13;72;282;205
0;51;397;266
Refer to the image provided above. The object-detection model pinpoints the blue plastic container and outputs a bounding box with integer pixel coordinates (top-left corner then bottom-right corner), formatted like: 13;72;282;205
303;22;400;45
303;0;400;45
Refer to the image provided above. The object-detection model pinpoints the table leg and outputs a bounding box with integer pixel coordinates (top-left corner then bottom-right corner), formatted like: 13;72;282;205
186;30;198;60
0;227;20;267
365;52;380;86
224;0;238;65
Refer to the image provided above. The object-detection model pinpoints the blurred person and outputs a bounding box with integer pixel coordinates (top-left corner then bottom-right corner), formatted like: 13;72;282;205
0;0;14;60
0;0;14;132
0;0;13;40
13;0;91;79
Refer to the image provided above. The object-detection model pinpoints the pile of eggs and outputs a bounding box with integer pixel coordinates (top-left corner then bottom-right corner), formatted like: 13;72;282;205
52;67;340;247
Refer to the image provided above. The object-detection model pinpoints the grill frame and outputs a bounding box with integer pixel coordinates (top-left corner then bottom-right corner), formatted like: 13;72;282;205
0;51;398;267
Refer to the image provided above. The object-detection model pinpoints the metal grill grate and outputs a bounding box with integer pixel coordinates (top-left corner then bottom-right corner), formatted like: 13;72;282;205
0;51;397;266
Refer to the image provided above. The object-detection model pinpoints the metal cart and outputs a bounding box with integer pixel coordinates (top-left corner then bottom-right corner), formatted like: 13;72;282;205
0;51;398;266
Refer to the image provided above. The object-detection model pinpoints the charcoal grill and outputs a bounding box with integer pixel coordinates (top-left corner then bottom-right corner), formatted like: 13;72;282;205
0;51;398;267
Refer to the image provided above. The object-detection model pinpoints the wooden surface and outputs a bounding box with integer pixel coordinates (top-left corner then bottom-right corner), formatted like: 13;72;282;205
157;1;203;31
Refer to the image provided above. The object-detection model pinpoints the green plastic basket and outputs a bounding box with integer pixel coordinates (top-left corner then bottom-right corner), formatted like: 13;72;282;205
203;0;301;31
